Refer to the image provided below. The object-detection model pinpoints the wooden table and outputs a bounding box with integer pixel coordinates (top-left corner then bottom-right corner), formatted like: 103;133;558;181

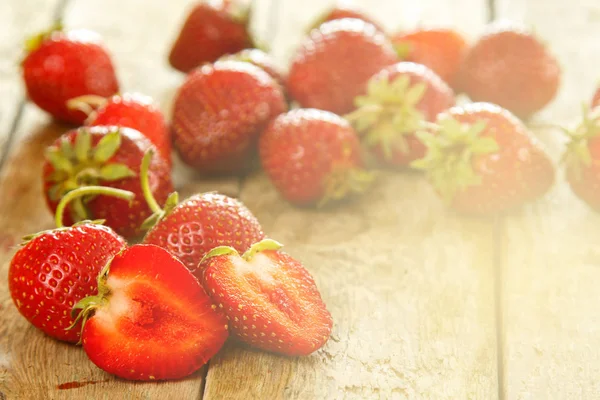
1;0;599;398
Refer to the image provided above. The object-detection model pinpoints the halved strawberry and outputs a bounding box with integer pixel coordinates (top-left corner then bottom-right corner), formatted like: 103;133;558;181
72;244;229;381
199;239;332;356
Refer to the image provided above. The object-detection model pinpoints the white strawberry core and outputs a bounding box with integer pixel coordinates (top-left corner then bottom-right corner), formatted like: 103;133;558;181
233;253;277;286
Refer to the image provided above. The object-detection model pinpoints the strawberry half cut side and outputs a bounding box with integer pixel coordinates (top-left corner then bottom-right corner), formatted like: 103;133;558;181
71;244;228;381
200;239;333;356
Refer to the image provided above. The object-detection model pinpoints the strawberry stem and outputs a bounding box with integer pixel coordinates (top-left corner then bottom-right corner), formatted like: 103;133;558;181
139;150;179;231
55;186;135;228
140;150;163;214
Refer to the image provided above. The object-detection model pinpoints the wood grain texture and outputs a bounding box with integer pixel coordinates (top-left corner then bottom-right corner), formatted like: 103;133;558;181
496;0;600;398
205;172;499;399
205;2;500;398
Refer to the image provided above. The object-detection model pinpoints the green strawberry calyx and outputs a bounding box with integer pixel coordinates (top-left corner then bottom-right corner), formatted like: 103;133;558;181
200;238;284;265
344;74;428;160
562;104;600;180
139;150;179;230
45;128;136;223
24;20;64;54
67;254;116;344
319;165;374;208
411;116;499;203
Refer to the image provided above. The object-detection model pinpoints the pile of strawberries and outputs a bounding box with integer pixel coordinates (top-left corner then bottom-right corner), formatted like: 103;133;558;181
9;0;600;382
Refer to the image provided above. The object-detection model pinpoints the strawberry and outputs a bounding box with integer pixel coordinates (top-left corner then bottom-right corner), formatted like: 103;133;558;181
199;239;332;356
22;24;119;124
457;22;560;118
42;126;172;238
287;18;398;115
309;5;384;32
71;244;228;380
564;107;600;210
137;151;264;274
260;108;372;206
219;48;286;88
9;221;126;343
172;60;286;173
412;102;555;214
392;28;467;89
67;93;172;166
168;0;253;73
345;62;455;167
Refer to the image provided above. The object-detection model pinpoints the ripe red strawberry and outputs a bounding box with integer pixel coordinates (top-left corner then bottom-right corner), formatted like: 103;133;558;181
309;6;384;32
260;108;372;206
564;107;600;210
287;18;398;115
199;239;332;356
8;221;126;343
457;23;560;118
139;151;265;274
345;62;455;167
168;0;253;73
68;93;172;166
219;48;286;88
392;28;467;89
42;126;172;238
72;244;228;380
22;25;119;124
412;102;555;214
172;60;286;173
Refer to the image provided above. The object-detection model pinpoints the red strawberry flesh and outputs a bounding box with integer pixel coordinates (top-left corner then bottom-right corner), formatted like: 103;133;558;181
79;244;228;381
201;240;332;356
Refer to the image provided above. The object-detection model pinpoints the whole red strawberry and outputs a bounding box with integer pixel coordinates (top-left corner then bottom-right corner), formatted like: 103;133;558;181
287;18;398;115
139;151;264;274
9;221;126;343
169;0;253;73
200;239;333;356
346;62;455;167
172;60;286;173
412;102;555;214
22;25;119;124
392;28;467;89
73;244;228;380
219;48;286;88
309;6;384;32
260;108;372;206
564;107;600;210
42;126;172;238
457;23;560;118
70;93;172;165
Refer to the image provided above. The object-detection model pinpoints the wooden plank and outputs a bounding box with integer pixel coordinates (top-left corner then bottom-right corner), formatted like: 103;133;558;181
496;0;600;398
203;1;499;398
0;0;275;398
